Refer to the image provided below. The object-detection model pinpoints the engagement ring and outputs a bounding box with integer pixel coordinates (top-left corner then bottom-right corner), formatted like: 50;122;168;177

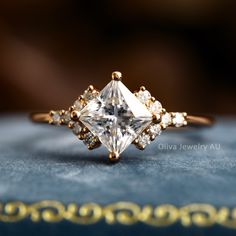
31;71;214;161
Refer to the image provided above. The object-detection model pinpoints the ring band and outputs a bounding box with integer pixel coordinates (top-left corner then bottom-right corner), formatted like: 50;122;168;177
30;71;214;161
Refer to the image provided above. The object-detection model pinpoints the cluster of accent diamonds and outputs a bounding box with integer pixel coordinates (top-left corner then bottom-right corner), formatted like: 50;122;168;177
133;86;162;149
49;85;101;150
133;86;188;149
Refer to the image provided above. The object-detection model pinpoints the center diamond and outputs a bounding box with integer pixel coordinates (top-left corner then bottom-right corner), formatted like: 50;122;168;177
79;79;153;156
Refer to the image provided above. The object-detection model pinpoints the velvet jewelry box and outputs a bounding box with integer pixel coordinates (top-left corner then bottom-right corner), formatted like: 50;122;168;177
0;115;236;236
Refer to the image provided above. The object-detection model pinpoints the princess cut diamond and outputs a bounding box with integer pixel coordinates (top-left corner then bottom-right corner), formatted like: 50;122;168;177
79;80;153;155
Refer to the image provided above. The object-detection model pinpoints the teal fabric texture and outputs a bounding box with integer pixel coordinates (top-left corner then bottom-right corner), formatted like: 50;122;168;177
0;114;235;236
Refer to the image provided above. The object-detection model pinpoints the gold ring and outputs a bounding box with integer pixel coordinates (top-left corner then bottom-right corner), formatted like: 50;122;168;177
31;71;214;162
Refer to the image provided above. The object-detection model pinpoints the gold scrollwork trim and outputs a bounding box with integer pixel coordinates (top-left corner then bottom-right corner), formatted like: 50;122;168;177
0;201;236;229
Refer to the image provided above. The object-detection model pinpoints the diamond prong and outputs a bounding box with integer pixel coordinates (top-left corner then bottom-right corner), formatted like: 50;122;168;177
132;138;139;144
137;144;145;150
88;85;94;92
109;152;120;162
151;97;155;102
87;145;94;150
71;111;80;121
79;95;85;101
161;108;166;114
112;71;122;81
59;110;65;116
82;127;88;132
59;119;65;125
145;128;150;133
49;110;55;116
152;114;161;123
69;106;75;112
68;121;74;129
78;134;84;140
140;86;146;91
150;135;156;141
49;119;54;124
161;124;167;130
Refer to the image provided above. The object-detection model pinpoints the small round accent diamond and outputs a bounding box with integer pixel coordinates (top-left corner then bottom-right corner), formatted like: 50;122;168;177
149;101;162;114
161;113;172;127
137;90;151;104
149;124;162;136
83;132;100;148
51;111;61;125
74;99;84;111
61;111;71;124
83;90;99;101
72;122;82;135
173;113;186;127
137;133;151;149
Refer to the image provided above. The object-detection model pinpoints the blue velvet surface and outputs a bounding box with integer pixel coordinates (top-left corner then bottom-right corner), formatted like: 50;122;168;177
0;114;236;235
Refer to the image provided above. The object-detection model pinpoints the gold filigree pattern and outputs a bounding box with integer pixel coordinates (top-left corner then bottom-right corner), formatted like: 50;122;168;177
0;201;236;229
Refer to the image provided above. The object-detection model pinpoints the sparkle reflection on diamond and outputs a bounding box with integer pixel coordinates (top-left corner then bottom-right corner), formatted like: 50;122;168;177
79;80;153;155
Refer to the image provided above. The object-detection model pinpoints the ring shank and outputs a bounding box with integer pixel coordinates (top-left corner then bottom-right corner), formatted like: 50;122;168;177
30;113;51;123
30;112;214;127
186;115;214;127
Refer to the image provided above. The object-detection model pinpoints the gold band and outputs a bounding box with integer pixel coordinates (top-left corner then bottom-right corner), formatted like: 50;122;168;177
30;112;214;127
30;112;51;123
186;115;214;127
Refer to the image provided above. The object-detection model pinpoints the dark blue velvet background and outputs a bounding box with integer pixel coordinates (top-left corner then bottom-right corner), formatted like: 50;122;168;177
0;115;236;235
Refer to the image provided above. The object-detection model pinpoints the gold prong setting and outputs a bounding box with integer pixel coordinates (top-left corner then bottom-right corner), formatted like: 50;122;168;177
134;133;151;150
136;87;151;104
161;112;172;129
109;151;120;162
171;112;188;127
49;110;70;125
83;132;101;150
49;110;60;125
111;71;122;81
